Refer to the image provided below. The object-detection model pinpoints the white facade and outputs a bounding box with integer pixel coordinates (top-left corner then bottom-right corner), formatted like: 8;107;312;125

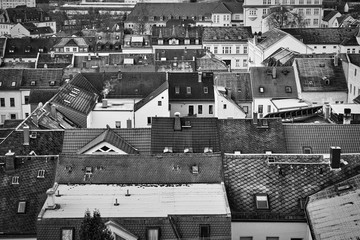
34;21;57;33
0;91;22;124
170;102;215;118
211;13;232;27
214;87;246;119
321;12;341;27
20;90;31;119
0;23;13;36
346;61;360;102
0;0;35;9
232;222;313;240
253;98;277;118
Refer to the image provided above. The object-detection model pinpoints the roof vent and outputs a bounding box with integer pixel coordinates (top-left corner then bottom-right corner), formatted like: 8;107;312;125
49;81;56;86
319;63;325;67
204;147;213;153
30;81;36;86
191;165;199;174
30;131;37;139
184;147;193;153
163;147;173;153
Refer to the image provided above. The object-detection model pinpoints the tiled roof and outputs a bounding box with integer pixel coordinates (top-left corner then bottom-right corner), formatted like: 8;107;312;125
55;153;223;184
152;26;202;39
62;128;151;154
4;38;57;58
69;73;99;94
202;27;252;42
134;81;168;111
218;118;287;154
155;48;206;61
36;53;73;68
21;23;53;35
284;124;360;154
196;53;229;72
28;89;58;105
214;72;252;102
0;155;58;237
282;28;359;45
322;10;340;22
76;127;139;154
0;69;23;90
53;37;93;48
256;28;288;50
151;117;220;154
250;66;298;98
223;153;360;221
306;174;360;240
212;2;231;13
295;58;348;92
348;53;360;67
21;69;63;88
2;120;23;128
168;72;214;101
0;37;6;57
6;6;51;23
223;2;243;13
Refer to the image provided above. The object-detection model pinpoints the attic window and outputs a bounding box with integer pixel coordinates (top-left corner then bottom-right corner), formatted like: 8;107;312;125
175;86;180;94
37;170;45;178
192;165;199;174
163;147;173;153
30;81;36;86
0;81;2;86
17;201;26;214
94;145;116;153
186;87;191;94
11;81;16;87
302;146;312;154
12;176;19;185
285;86;292;93
255;194;269;210
49;81;56;86
204;87;208;94
259;87;264;93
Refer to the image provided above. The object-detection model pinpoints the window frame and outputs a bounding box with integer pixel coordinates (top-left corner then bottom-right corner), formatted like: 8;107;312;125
209;105;213;114
17;200;27;214
61;227;74;240
12;176;19;185
175;86;180;94
10;98;15;107
198;105;203;114
303;146;312;154
37;169;45;178
204;87;208;94
199;224;210;240
146;227;160;240
0;98;4;107
254;193;270;210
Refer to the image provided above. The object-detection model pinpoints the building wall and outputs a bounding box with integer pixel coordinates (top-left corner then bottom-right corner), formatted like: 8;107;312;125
0;0;35;8
307;44;338;54
10;24;30;38
20;90;31;119
340;45;360;54
211;13;232;27
299;91;348;105
231;222;312;240
215;92;246;119
135;89;170;128
0;91;22;124
0;23;13;36
34;21;57;33
170;101;215;118
321;12;341;27
347;62;360;102
253;98;276;118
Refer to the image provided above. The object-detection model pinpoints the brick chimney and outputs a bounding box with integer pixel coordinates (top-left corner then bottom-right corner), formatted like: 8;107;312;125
174;112;181;131
272;67;277;79
330;146;341;169
198;72;202;83
253;112;258;124
46;183;59;209
5;150;15;172
23;124;29;145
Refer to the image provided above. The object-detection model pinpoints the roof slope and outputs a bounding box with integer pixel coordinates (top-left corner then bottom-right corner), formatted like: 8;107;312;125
256;28;289;50
218;118;287;154
134;81;168;111
203;27;253;42
322;10;340;22
284;124;360;154
55;153;223;184
214;72;252;102
22;69;63;88
0;69;23;90
151;117;220;154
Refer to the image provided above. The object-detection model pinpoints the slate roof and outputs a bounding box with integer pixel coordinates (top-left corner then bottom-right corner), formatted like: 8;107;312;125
2;119;23;128
0;37;6;57
306;174;360;240
55;153;223;184
250;66;298;98
224;153;360;221
348;53;360;67
322;10;340;22
0;155;58;237
202;27;253;42
28;89;58;105
214;72;252;103
284;124;360;154
0;69;23;90
134;81;168;111
62;128;151;155
151;117;220;154
4;38;57;58
155;48;206;61
37;53;73;69
152;26;202;39
219;118;287;154
21;69;63;88
282;28;359;45
295;58;348;92
256;28;288;50
168;72;215;101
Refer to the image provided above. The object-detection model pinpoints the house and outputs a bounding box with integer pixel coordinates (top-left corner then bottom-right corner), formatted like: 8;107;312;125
334;14;360;28
250;66;300;118
293;58;348;105
37;153;231;240
321;10;341;27
0;0;36;9
342;54;360;102
248;28;312;67
243;0;323;33
10;22;53;38
327;103;360;124
122;34;152;54
196;52;229;72
202;26;253;70
224;151;360;240
214;85;247;119
53;37;96;54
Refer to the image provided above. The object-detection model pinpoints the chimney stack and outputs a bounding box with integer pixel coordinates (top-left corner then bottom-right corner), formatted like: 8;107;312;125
198;72;202;83
330;146;341;169
272;67;277;79
23;124;30;145
50;104;57;120
46;183;58;209
253;112;258;124
102;99;108;108
253;32;258;45
174;112;181;131
334;54;339;67
5;150;15;172
343;108;351;124
323;104;330;120
88;54;91;61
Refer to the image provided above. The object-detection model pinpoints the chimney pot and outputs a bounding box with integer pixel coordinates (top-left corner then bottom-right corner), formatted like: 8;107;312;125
102;99;108;108
330;146;341;169
5;150;15;172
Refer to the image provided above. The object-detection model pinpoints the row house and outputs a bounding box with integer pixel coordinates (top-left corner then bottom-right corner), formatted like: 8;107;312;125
202;26;253;70
243;0;323;33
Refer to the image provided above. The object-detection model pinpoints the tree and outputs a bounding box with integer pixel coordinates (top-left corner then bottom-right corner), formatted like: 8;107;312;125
264;6;307;30
79;209;114;240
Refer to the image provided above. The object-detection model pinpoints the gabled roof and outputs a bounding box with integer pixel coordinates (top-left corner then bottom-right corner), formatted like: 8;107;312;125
214;72;252;102
53;37;92;48
256;28;289;50
294;58;348;92
250;66;298;98
322;10;340;22
155;48;206;61
224;153;360;221
55;153;223;184
134;81;168;111
211;2;231;14
219;118;287;154
202;26;253;42
196;53;229;72
62;128;151;154
20;22;53;35
151;117;220;154
4;37;57;58
0;69;23;90
284;123;360;154
76;127;139;154
223;2;243;14
306;174;360;240
21;69;63;88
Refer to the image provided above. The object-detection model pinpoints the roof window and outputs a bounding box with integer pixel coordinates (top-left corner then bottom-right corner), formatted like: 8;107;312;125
255;194;269;210
17;201;26;214
204;87;208;94
12;176;19;185
37;169;45;178
285;86;292;93
49;81;56;86
163;147;173;153
11;81;16;87
259;87;264;93
192;165;199;174
30;81;36;86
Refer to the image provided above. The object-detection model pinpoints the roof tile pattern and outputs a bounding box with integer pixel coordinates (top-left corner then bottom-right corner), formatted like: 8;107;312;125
214;72;252;102
203;27;253;42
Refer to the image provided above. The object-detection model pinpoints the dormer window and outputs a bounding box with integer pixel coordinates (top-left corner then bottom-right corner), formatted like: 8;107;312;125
12;176;19;185
49;81;56;86
285;86;292;93
255;194;269;210
11;81;16;87
37;170;45;178
39;48;44;52
204;87;208;94
186;87;191;94
192;165;199;174
175;86;180;94
17;201;26;214
30;81;36;86
85;166;92;174
259;87;264;93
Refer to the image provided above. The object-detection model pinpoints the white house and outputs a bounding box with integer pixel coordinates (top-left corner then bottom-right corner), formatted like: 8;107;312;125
214;86;246;119
343;54;360;103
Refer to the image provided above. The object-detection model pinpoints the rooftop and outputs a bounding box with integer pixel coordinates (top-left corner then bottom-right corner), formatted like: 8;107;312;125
202;27;253;42
256;28;289;50
348;53;360;67
214;72;252;103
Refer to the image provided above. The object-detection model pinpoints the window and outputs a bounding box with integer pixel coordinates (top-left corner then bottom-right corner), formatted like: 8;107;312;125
147;228;159;240
258;105;263;113
24;96;29;104
115;121;121;128
249;10;256;16
290;0;295;4
306;0;311;3
243;59;247;67
10;98;15;107
204;87;208;94
259;87;264;93
266;238;279;240
11;81;16;87
236;46;240;54
313;19;318;25
303;146;312;154
306;9;311;15
314;0;319;3
214;46;218;54
355;69;357;76
267;105;271;113
347;48;351;54
299;0;304;4
10;114;16;119
187;87;191;94
209;105;213;114
147;117;152;125
158;101;162;106
263;9;267;15
223;104;227;109
350;84;352;93
255;194;269;209
61;228;74;240
236;59;240;67
198;105;203;114
0;98;4;107
199;225;210;240
314;8;319;15
175;86;180;94
222;46;231;54
189;105;194;116
37;170;45;178
243;46;248;54
285;86;292;93
12;176;19;184
298;9;303;15
240;238;253;240
17;201;26;214
243;106;249;113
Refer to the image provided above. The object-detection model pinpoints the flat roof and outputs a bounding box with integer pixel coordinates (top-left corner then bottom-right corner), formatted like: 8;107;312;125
93;99;138;111
272;98;310;111
331;104;360;114
42;183;230;218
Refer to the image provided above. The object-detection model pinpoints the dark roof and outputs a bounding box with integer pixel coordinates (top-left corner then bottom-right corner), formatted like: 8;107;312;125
202;27;253;42
223;2;243;13
0;155;58;237
152;25;202;39
6;6;51;23
151;117;220;154
0;69;23;90
21;69;63;88
282;28;359;45
295;58;348;92
56;153;223;184
322;10;340;22
134;81;168;111
62;128;151;155
37;53;73;69
214;72;252;102
250;66;298;98
284;124;360;154
4;38;57;58
28;89;58;105
256;28;289;50
168;72;214;101
0;37;6;57
155;48;206;61
348;53;360;67
2;120;23;128
21;23;53;35
219;118;287;154
224;153;360;221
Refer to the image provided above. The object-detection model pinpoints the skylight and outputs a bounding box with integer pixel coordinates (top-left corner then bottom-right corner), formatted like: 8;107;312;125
255;194;269;210
17;201;26;214
12;176;19;185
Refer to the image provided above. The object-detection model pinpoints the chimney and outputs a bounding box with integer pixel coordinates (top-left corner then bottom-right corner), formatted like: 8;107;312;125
166;71;169;81
253;112;258;124
323;104;330;120
45;183;58;209
5;150;15;172
253;32;258;45
343;108;351;124
23;124;30;145
88;53;91;61
174;112;181;131
334;54;339;67
330;146;341;169
198;72;202;83
50;104;57;120
272;67;277;79
117;71;122;80
102;99;108;108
